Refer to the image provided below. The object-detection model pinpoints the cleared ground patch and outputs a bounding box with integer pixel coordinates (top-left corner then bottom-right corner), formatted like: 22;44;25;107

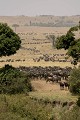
30;79;77;103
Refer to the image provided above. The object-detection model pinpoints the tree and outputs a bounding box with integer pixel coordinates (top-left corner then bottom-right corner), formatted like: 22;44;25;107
46;35;56;47
12;24;19;32
77;97;80;107
79;21;80;29
56;23;80;64
0;23;21;56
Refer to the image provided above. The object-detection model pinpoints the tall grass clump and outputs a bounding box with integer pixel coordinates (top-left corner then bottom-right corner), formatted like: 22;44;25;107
69;66;80;94
0;94;55;120
60;105;80;120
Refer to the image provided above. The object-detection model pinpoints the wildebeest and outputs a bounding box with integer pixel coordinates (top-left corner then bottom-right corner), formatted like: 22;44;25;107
17;66;72;82
54;75;61;83
59;82;64;90
46;75;61;83
64;82;69;90
46;76;54;83
59;81;69;90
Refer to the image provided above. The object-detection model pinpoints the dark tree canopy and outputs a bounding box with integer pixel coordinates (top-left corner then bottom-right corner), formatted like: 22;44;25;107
56;24;80;64
0;64;32;94
0;23;21;56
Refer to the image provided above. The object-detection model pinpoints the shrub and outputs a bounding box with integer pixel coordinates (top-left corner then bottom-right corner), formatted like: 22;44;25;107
0;64;32;94
0;94;55;120
77;97;80;107
61;105;80;120
69;67;80;94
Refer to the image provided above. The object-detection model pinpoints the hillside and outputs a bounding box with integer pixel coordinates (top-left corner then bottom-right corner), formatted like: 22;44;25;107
0;15;80;27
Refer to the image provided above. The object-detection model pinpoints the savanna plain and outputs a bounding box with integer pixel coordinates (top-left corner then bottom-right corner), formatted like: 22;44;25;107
0;16;80;120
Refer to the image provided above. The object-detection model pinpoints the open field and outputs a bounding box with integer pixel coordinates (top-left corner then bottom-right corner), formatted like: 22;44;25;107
0;17;79;116
0;15;79;67
0;26;79;67
0;26;79;68
0;93;78;120
0;14;80;120
29;79;77;103
0;79;78;120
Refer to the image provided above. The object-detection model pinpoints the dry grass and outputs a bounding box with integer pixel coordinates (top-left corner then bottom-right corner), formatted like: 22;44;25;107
0;16;79;120
29;79;77;102
0;16;79;68
0;26;76;68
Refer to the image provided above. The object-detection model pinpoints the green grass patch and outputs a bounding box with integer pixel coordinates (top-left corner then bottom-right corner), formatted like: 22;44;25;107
29;91;78;103
0;93;80;120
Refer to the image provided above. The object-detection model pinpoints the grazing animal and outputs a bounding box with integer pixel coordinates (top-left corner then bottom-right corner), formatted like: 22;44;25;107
46;75;61;83
53;75;61;83
59;82;64;90
46;76;54;83
64;82;69;90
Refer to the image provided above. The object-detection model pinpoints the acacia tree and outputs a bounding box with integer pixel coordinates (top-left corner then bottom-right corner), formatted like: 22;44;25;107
0;23;21;56
12;24;19;32
46;35;56;48
56;23;80;65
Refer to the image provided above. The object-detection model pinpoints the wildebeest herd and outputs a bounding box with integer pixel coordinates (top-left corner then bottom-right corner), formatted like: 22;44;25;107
17;66;72;90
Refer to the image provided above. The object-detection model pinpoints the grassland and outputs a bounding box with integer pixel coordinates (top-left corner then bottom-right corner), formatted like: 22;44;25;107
30;79;77;102
0;26;79;68
0;26;74;67
0;81;79;120
0;16;80;120
0;15;79;67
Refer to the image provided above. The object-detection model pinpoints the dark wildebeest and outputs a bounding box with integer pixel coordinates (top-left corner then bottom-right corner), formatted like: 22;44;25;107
64;82;69;90
53;75;61;83
46;76;54;83
59;82;64;90
46;75;61;83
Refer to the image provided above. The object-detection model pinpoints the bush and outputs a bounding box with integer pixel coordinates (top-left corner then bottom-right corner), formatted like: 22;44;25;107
0;64;32;94
61;105;80;120
69;67;80;94
77;97;80;107
0;94;54;120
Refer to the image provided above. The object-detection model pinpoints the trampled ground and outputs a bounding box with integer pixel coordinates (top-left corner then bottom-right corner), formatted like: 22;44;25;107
30;79;77;103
